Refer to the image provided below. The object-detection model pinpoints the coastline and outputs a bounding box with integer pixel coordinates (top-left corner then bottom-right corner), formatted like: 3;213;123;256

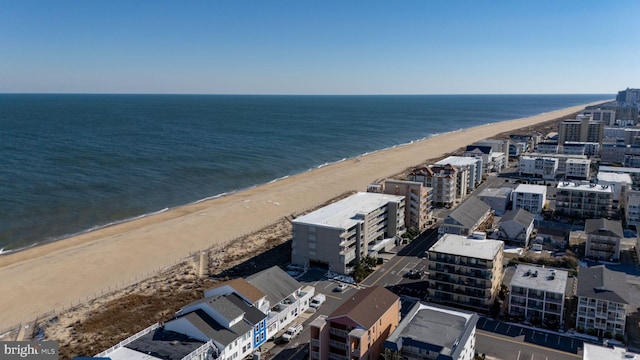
0;102;603;329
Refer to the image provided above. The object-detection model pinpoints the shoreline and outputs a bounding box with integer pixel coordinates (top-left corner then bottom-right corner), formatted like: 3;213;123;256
0;101;604;329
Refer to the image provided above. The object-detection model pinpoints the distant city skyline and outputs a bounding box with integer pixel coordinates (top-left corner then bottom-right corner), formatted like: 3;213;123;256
1;1;638;95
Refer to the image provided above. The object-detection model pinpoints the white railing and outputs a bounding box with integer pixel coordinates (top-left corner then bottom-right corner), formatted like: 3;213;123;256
95;323;160;357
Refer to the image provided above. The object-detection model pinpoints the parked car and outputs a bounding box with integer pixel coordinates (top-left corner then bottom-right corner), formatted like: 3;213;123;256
281;323;303;343
310;294;326;308
334;283;348;292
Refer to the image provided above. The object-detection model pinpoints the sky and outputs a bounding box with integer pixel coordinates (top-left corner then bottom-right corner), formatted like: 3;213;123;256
1;1;638;95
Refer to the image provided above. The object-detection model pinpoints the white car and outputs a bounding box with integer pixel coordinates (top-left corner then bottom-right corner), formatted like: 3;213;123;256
334;283;348;293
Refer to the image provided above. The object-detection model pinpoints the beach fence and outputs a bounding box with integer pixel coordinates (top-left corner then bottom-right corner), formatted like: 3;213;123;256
9;191;348;342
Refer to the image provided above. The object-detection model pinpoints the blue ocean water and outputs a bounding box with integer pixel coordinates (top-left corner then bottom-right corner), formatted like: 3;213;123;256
0;94;610;252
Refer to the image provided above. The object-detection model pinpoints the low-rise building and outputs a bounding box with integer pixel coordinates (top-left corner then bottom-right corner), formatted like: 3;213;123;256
464;145;503;173
585;219;624;261
512;184;547;215
495;209;535;248
438;197;493;238
576;266;629;338
565;158;591;180
518;156;559;180
383;301;479;360
409;165;458;207
535;141;559;154
435;156;483;190
555;182;613;219
477;187;512;216
508;265;568;328
291;192;405;274
598;166;640;191
563;142;600;157
474;139;511;165
383;179;433;232
427;234;504;312
527;153;588;175
597;172;633;203
309;286;401;360
561;143;586;156
583;343;640;360
626;191;640;229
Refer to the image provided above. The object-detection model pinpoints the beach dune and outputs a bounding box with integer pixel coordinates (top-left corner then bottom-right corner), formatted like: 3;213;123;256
0;103;596;329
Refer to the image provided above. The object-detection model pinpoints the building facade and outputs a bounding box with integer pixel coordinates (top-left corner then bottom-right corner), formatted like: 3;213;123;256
557;114;604;144
555;182;613;219
495;209;534;248
511;184;547;214
427;234;504;312
438;197;493;238
626;191;640;228
508;265;568;328
383;179;433;232
435;156;483;190
408;165;458;207
565;158;591;180
477;187;512;216
585;219;624;261
310;286;400;360
518;156;559;180
291;192;405;274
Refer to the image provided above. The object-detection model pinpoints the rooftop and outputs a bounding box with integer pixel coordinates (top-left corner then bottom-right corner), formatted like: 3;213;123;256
585;218;624;238
292;192;404;230
499;208;534;226
513;184;547;195
597;171;633;184
510;264;568;294
435;156;481;167
583;344;640;360
599;166;640;174
328;286;399;330
446;197;492;228
430;234;503;260
205;278;266;304
384;302;478;358
576;265;629;304
246;265;302;306
478;187;512;199
117;327;206;360
557;182;613;193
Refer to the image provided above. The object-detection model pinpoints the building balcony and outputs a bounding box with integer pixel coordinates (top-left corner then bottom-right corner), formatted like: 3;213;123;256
329;340;349;350
329;328;349;337
328;354;348;360
311;339;320;347
310;351;320;360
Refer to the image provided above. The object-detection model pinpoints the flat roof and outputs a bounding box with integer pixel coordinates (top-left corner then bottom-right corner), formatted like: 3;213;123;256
583;344;639;360
292;192;404;230
430;234;503;260
597;172;633;184
529;152;587;159
478;187;512;199
510;264;568;295
435;156;480;167
566;158;591;164
599;166;640;174
557;182;613;193
513;184;547;195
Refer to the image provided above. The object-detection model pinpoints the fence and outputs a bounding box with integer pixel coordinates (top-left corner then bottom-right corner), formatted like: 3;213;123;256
4;191;348;343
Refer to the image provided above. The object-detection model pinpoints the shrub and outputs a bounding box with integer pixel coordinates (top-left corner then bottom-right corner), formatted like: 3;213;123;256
615;333;624;342
604;331;612;339
586;328;597;336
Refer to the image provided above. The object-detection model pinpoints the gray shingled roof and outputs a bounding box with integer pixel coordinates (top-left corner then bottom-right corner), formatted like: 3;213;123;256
246;266;301;305
125;327;205;360
465;145;492;154
226;293;267;325
576;266;629;304
446;197;492;228
181;309;252;346
499;208;534;227
585;219;624;238
188;295;245;322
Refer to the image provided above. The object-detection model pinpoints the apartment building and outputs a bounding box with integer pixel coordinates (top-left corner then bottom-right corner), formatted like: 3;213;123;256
555;182;613;219
512;184;547;215
495;209;534;248
438;197;493;238
599;166;640;191
585;219;624;262
527;153;588;175
435;156;483;190
518;156;559;180
563;142;600;157
310;286;400;360
601;141;640;165
596;171;632;203
408;165;458;207
557;114;604;144
474;138;511;165
581;108;616;126
508;265;568;328
535;141;559;154
565;158;591;180
383;179;433;231
383;301;479;360
291;192;405;275
464;145;505;173
576;266;629;338
626;191;640;228
427;234;504;312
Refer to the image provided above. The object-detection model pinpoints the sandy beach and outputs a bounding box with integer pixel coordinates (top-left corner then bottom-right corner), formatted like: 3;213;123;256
0;103;600;330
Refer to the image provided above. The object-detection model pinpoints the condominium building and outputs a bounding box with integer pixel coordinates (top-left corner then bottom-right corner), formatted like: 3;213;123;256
626;191;640;228
518;156;559;180
310;286;400;360
596;171;633;202
512;184;547;214
435;156;483;190
383;301;479;360
563;142;600;157
557;114;604;144
438;197;493;238
599;166;640;191
474;138;511;165
508;265;568;328
291;192;405;274
408;164;458;207
576;266;629;338
555;182;613;219
382;179;433;232
527;153;588;174
600;141;640;165
581;108;616;126
535;141;559;154
427;234;504;312
585;219;624;262
464;145;505;173
565;158;591;180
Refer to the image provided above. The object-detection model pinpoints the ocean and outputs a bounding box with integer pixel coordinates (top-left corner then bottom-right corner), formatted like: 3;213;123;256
0;94;610;253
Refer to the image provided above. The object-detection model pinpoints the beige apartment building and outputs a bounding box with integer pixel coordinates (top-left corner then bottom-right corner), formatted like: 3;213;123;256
558;114;604;144
291;192;405;275
310;286;400;360
408;164;459;207
382;179;433;232
427;234;504;312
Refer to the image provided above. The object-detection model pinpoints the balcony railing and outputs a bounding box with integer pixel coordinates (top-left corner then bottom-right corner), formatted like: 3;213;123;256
329;340;349;350
329;328;349;337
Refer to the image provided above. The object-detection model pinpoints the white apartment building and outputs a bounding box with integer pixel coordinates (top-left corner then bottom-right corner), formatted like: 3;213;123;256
597;171;633;202
435;156;483;190
512;184;547;214
563;142;600;157
535;142;559;154
576;266;629;338
427;234;504;312
291;192;405;274
555;182;613;219
599;165;640;191
527;153;588;175
518;156;559;180
508;265;568;328
565;158;591;180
